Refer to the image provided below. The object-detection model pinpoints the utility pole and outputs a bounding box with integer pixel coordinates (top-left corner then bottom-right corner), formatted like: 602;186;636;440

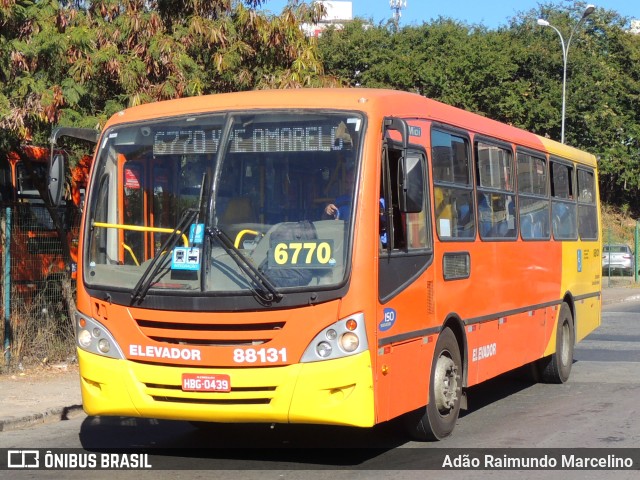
390;0;406;32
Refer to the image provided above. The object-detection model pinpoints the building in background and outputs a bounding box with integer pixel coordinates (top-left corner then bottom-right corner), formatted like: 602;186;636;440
302;1;353;37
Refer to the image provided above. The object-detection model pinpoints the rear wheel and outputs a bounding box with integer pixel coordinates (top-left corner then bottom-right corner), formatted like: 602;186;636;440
406;327;462;441
540;302;574;384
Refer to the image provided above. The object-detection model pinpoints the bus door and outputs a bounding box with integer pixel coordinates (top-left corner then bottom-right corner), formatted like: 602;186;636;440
121;157;181;264
376;118;435;422
150;161;177;254
121;160;146;265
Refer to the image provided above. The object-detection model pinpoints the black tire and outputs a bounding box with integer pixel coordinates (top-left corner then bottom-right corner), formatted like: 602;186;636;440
406;327;462;441
189;421;219;431
540;302;574;384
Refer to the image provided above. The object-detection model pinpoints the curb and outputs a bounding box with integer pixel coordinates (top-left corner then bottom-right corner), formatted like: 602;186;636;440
0;404;84;433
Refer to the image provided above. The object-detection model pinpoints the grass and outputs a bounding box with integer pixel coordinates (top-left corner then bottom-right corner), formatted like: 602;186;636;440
1;278;76;372
602;204;638;249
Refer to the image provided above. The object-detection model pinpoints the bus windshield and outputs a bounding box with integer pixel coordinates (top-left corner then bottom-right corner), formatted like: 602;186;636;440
85;111;364;298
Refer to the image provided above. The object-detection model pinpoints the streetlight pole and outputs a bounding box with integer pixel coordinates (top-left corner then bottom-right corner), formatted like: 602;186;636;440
537;4;595;144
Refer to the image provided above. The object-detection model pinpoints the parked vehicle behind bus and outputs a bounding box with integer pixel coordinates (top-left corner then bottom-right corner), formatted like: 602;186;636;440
50;89;601;440
602;244;634;276
0;145;90;297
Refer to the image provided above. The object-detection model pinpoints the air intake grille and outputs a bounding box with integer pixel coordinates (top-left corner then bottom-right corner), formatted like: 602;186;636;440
443;252;470;280
134;318;285;347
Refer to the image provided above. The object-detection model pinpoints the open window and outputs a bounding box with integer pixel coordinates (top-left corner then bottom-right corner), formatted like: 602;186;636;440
475;140;516;240
379;117;431;302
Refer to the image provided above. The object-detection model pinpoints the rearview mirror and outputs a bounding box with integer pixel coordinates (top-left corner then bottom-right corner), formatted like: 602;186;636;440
48;153;65;206
399;153;424;213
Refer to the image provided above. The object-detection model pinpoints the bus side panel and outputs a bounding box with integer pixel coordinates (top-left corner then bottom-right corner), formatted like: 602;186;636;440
375;338;434;423
464;320;498;386
559;239;602;346
574;294;601;343
437;240;562;387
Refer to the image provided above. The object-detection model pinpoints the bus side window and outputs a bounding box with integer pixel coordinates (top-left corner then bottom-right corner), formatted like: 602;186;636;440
517;152;550;240
550;160;577;240
577;168;598;240
431;129;474;240
475;141;516;240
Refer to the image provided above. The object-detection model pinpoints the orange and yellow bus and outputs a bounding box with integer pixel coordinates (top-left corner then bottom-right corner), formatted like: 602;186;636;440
53;89;601;440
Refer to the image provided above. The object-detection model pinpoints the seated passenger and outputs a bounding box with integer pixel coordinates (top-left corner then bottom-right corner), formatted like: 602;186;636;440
324;166;355;220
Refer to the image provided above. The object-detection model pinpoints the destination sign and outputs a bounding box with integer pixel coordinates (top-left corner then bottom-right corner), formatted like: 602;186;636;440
152;124;354;156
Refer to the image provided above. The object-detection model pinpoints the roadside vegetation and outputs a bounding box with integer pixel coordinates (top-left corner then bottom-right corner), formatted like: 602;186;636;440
602;204;637;247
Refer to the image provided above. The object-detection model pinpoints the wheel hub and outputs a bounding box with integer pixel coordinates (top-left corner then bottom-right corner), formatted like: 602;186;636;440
434;354;460;414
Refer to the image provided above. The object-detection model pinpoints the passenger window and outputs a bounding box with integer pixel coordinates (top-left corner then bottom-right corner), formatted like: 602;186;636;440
517;152;549;240
432;129;474;240
476;142;516;240
577;168;598;240
550;161;577;240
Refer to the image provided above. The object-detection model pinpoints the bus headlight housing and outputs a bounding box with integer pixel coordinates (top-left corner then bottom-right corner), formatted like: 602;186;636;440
75;312;124;359
301;312;368;363
339;332;359;352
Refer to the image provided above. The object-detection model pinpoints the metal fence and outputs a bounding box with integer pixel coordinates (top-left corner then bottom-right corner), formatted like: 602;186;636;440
1;203;78;367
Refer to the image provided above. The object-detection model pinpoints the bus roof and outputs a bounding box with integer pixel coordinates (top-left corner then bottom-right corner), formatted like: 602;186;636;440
104;88;597;168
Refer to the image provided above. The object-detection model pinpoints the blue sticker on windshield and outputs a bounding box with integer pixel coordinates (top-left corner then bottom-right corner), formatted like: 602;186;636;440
379;308;397;332
172;247;201;271
189;223;205;245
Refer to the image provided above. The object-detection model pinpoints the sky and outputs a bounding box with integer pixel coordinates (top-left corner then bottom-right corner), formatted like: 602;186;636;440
259;1;638;29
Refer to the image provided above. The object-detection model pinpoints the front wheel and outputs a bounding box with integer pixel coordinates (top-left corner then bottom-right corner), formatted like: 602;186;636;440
539;302;574;384
406;327;462;441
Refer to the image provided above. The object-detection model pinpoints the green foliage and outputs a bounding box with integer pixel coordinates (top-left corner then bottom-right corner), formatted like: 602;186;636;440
0;0;333;153
317;1;640;213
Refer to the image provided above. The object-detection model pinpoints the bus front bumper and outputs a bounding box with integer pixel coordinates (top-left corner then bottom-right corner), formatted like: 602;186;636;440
77;348;375;427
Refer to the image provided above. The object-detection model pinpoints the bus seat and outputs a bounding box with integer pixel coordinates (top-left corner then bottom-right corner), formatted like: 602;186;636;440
220;197;256;225
521;213;534;239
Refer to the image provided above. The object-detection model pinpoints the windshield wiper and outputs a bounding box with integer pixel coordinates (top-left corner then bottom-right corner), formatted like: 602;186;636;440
130;208;199;305
207;226;283;304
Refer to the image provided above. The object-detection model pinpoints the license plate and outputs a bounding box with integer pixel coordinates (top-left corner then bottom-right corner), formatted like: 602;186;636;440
181;373;231;392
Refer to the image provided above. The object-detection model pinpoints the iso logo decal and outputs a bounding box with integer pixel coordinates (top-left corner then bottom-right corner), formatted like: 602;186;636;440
7;450;39;468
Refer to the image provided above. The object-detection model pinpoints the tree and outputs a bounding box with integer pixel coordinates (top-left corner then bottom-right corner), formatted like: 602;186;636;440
317;2;640;210
0;0;337;149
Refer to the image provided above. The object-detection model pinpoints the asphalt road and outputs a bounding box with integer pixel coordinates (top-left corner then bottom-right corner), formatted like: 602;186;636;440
1;300;639;479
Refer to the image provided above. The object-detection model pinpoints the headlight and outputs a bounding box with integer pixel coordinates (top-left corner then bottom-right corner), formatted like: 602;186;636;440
316;341;333;358
301;312;368;363
75;312;123;359
78;329;92;348
97;338;111;354
339;332;359;352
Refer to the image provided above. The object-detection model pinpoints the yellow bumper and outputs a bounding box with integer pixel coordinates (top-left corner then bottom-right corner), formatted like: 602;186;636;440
78;348;375;427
